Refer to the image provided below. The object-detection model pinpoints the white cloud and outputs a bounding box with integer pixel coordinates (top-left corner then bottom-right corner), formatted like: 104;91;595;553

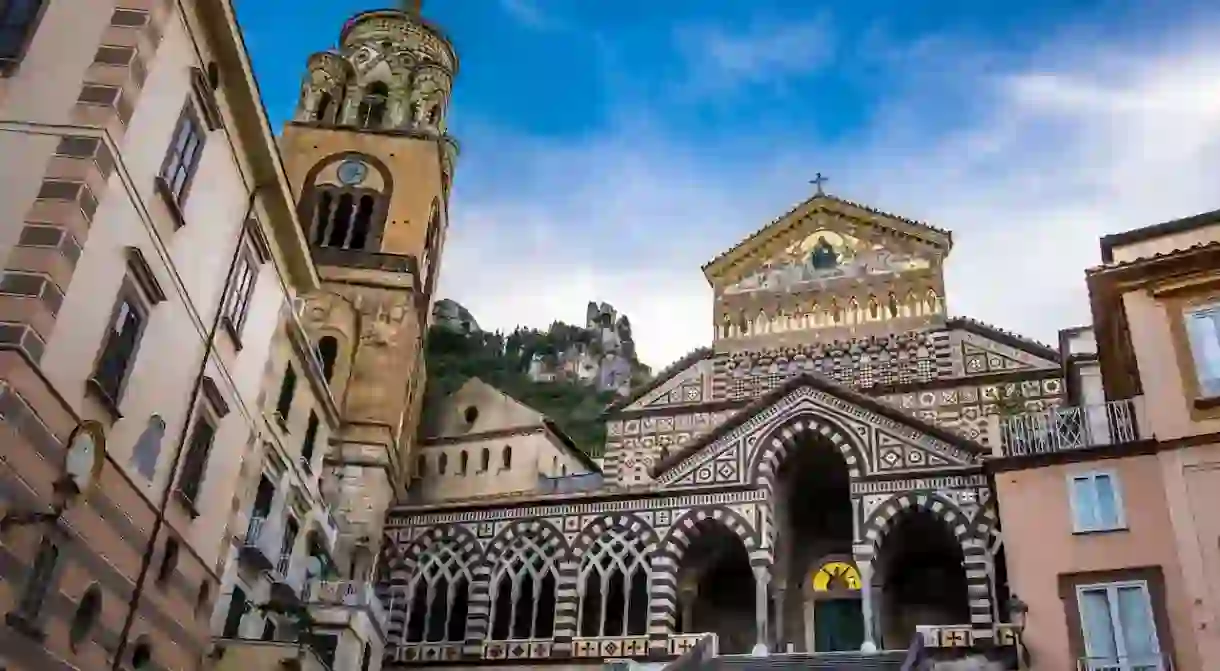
438;15;1220;371
672;15;836;97
498;0;560;32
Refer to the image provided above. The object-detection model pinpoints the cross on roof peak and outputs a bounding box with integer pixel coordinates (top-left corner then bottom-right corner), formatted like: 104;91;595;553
810;172;830;196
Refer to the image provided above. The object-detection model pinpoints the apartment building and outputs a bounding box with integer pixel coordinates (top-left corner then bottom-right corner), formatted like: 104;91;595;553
0;1;318;670
990;209;1220;671
209;307;389;671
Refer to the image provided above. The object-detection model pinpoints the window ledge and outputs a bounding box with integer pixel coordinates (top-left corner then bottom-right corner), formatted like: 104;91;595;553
153;176;188;229
1071;525;1128;536
1193;396;1220;411
172;489;200;519
5;611;46;641
84;377;123;420
221;316;244;351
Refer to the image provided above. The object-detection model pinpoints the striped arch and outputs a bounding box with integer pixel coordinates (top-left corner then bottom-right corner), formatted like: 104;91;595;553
571;512;658;558
649;506;760;641
388;524;482;646
859;492;996;635
469;518;571;643
749;411;869;490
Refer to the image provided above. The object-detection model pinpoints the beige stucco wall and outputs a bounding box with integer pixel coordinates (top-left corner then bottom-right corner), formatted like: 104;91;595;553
997;456;1199;670
416;429;589;501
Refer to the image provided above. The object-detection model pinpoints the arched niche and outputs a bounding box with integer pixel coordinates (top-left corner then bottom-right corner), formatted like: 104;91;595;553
301;292;360;404
297;51;354;124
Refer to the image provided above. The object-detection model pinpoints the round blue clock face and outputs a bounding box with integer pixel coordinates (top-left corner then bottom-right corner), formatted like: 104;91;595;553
337;160;368;186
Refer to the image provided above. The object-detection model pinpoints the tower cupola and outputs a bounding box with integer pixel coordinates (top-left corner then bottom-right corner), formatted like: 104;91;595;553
294;1;458;136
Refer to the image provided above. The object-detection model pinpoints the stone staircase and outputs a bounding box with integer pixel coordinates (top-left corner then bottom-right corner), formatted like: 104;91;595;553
699;650;908;670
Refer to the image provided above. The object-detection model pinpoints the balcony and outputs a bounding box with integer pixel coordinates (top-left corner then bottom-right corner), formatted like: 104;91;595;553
238;516;276;572
999;397;1148;457
305;580;390;633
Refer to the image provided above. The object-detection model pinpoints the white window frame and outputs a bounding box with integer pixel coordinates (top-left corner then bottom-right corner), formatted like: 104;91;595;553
1075;580;1164;671
221;244;260;336
1067;470;1127;533
1182;301;1220;398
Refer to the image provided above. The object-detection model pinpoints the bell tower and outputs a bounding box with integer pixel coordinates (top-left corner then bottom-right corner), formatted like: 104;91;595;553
279;1;457;555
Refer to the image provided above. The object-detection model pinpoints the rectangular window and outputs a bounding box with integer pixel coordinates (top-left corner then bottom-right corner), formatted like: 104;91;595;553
1068;471;1126;533
281;517;299;568
0;0;43;67
222;586;248;638
91;292;148;405
159;105;206;209
301;411;320;467
222;248;258;335
176;415;216;512
1076;581;1163;670
1183;303;1220;398
274;365;296;424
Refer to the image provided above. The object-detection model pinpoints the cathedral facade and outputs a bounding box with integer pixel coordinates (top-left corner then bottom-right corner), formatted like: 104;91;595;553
279;4;1056;669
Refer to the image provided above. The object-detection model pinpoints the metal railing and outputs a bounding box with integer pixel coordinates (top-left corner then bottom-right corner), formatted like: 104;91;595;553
307;580;389;630
1001;398;1141;456
1076;654;1171;670
244;516;269;547
276;553;292;577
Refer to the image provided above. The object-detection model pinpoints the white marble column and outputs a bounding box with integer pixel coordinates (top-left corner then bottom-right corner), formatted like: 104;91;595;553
858;561;878;653
752;566;770;655
803;599;815;652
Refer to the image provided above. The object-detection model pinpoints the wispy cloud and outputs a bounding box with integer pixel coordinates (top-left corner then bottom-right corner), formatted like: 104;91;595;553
672;14;837;96
440;13;1220;371
499;0;560;32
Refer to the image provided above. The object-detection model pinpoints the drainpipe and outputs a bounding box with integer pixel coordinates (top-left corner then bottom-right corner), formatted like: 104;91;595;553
111;183;269;670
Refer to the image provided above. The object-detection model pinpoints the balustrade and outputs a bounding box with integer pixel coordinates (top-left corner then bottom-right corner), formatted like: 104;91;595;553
1000;397;1143;456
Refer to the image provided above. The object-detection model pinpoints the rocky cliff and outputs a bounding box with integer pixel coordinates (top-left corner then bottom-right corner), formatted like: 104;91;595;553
420;300;652;454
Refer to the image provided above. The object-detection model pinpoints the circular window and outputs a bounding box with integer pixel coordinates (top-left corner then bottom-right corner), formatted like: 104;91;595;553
463;406;479;424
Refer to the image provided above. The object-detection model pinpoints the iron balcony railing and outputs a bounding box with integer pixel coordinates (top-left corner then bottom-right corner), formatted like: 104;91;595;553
1077;653;1171;670
1001;398;1142;456
307;580;390;631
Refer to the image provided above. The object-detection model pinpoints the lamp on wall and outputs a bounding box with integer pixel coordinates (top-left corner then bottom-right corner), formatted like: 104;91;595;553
1006;594;1029;631
0;420;106;530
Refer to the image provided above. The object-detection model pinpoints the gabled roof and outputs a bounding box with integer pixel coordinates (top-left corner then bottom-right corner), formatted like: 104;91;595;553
702;193;954;281
649;372;987;478
945;316;1060;363
604;347;713;415
1099;208;1220;263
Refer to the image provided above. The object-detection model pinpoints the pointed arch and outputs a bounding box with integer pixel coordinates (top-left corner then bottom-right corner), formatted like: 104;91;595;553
395;525;481;644
748;410;869;490
656;506;758;567
574;514;655;638
860;492;973;557
480;519;568;641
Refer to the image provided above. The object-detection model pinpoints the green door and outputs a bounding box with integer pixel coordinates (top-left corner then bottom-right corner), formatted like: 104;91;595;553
814;598;865;652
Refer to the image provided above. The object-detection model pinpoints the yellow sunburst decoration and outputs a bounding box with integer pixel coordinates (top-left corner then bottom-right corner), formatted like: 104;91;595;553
811;561;861;592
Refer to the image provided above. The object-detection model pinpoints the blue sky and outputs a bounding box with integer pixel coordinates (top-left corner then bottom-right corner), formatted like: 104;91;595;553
235;0;1220;369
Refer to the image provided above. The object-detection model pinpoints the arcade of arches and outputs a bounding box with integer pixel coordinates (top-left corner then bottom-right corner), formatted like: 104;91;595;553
383;402;1007;663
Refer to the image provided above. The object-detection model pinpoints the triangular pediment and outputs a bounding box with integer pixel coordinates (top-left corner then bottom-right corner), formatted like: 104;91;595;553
427;378;545;438
653;375;984;488
606;348;713;414
947;318;1060;375
703;194;953;292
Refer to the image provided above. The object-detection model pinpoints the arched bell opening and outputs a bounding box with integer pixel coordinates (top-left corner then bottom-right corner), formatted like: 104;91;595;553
673;520;755;654
876;508;971;649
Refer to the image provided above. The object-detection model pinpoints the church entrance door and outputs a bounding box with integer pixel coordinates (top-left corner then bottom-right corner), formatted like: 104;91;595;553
814;598;864;652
